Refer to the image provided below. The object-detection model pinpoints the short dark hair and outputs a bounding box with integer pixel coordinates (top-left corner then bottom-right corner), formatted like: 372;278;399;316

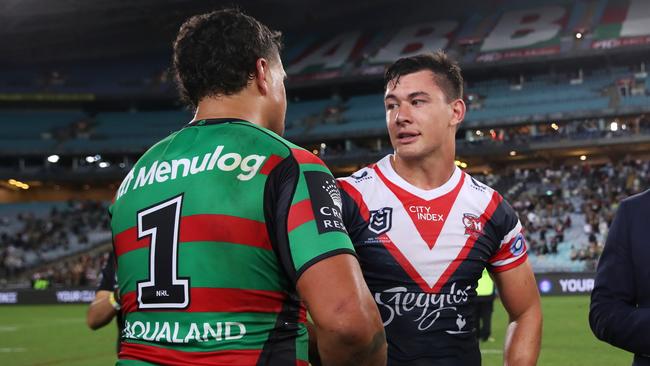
172;8;283;107
384;51;463;102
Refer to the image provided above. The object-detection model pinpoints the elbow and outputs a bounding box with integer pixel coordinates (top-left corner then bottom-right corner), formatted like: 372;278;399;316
588;304;608;342
86;316;100;330
86;310;106;330
321;301;387;356
329;319;384;350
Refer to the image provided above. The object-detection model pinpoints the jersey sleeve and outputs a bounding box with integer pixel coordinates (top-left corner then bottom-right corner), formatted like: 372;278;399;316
264;149;356;285
337;178;371;244
486;198;528;273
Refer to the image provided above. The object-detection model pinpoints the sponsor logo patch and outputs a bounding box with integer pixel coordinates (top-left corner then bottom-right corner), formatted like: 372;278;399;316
510;233;526;256
304;171;347;234
368;207;393;235
351;170;373;182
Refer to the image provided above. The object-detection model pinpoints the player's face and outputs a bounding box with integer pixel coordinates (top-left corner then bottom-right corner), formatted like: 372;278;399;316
384;70;459;161
266;55;287;136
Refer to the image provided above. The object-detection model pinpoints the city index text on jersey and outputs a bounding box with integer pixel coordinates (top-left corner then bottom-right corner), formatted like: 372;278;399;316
116;145;266;199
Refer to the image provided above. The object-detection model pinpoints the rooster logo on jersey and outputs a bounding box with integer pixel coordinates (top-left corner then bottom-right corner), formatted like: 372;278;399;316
462;213;482;238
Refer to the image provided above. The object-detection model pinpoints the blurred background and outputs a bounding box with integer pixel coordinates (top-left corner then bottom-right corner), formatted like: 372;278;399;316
0;0;647;364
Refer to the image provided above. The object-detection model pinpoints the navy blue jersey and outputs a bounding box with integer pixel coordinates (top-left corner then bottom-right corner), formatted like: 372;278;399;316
338;156;527;365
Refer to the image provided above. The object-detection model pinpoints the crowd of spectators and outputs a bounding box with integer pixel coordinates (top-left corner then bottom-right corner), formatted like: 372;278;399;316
507;159;649;270
464;114;650;148
0;200;110;279
29;250;109;288
1;159;648;285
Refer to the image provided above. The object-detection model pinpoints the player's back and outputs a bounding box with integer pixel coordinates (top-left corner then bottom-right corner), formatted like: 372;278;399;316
110;118;340;366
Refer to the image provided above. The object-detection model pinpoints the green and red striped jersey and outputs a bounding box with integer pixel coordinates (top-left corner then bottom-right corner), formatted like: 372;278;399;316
109;118;355;366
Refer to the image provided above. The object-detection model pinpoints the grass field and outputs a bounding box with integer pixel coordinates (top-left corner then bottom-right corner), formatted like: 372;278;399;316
0;296;631;366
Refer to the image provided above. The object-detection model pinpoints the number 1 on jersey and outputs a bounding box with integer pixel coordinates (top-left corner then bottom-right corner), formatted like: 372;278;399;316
136;194;190;309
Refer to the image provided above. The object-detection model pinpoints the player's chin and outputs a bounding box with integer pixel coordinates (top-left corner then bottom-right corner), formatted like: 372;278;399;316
394;145;424;160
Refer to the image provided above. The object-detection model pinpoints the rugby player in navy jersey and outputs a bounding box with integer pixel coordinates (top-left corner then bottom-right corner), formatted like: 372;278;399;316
338;51;542;366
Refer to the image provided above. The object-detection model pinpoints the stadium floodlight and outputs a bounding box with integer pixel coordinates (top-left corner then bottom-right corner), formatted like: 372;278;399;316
551;123;559;130
509;150;517;156
320;143;326;149
460;162;468;169
47;155;60;163
312;149;319;155
99;162;110;168
575;32;583;39
610;122;618;131
580;155;587;161
85;156;95;163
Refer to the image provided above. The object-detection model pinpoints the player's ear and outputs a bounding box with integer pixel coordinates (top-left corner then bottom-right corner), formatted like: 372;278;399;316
450;98;465;128
255;57;270;96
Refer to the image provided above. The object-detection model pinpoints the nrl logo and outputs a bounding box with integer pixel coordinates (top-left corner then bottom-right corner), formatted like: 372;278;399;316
462;213;482;238
368;207;393;235
322;180;342;211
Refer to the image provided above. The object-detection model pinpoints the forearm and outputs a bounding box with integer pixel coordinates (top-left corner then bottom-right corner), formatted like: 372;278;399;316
503;307;542;366
317;327;386;366
307;321;322;366
86;292;117;330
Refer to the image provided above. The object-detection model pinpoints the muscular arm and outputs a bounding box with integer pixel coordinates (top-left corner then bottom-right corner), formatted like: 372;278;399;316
86;290;117;330
297;254;387;366
492;260;542;366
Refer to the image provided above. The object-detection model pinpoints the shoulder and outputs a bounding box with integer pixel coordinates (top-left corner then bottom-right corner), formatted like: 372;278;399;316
337;165;378;193
618;189;650;214
228;121;294;157
461;172;498;199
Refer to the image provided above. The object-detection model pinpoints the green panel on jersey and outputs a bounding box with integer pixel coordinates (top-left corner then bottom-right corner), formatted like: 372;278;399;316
288;223;354;273
121;311;285;352
118;242;286;294
110;122;291;233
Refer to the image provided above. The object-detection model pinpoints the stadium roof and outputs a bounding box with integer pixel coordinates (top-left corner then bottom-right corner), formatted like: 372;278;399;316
1;0;504;62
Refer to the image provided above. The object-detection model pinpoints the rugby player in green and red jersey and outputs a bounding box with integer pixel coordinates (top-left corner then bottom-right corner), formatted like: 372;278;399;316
109;8;386;366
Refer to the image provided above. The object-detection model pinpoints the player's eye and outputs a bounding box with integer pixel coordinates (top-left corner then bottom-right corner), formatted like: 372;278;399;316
385;103;398;111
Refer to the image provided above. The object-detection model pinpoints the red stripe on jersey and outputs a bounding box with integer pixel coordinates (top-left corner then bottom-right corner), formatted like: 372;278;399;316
374;166;465;250
260;154;284;175
297;360;310;366
489;252;528;273
337;179;370;221
431;191;503;293
298;306;307;323
379;234;432;292
114;214;271;257
120;288;287;315
119;342;261;366
291;148;325;165
287;199;315;232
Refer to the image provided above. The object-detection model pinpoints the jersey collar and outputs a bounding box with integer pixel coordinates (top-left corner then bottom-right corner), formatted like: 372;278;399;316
184;118;250;128
375;154;463;201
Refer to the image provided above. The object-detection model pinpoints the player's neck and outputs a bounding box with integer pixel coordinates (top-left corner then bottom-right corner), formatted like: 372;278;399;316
390;150;456;191
192;93;266;129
